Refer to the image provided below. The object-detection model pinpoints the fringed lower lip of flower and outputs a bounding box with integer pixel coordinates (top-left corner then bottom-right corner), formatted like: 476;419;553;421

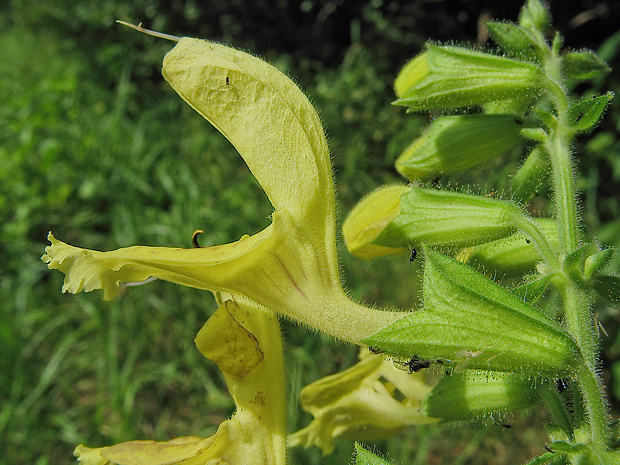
74;298;287;465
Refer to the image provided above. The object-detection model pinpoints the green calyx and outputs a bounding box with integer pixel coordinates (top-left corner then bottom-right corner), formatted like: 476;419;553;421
421;370;539;421
393;45;544;111
374;186;522;249
395;114;524;180
363;249;581;378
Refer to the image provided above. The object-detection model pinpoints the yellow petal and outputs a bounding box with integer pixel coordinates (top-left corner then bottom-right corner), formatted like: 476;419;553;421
76;300;286;465
343;184;410;259
394;52;429;98
162;37;336;260
43;222;405;344
288;351;437;455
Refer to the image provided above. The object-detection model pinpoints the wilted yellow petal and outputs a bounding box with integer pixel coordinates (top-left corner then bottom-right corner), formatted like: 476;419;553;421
75;299;286;465
288;350;437;455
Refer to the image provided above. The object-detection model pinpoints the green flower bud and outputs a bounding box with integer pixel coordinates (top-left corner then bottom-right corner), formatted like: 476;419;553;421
518;0;550;34
465;218;559;277
394;53;429;98
512;146;549;203
343;185;411;259
421;370;539;421
395;115;523;180
374;187;522;249
394;45;544;111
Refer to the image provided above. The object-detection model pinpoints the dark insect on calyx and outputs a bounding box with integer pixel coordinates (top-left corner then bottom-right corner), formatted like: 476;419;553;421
225;77;230;85
405;355;431;373
368;346;383;354
409;247;417;263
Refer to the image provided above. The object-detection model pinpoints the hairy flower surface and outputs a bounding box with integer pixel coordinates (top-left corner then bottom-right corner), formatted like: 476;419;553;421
42;37;405;345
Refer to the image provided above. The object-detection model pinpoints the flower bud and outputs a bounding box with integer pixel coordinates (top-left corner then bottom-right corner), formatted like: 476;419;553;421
421;370;538;421
518;0;550;34
374;187;522;249
343;185;411;259
394;53;428;98
396;115;523;180
394;45;544;111
512;145;549;203
465;218;559;277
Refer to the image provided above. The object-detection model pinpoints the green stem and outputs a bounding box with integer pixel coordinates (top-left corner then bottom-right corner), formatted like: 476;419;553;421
544;125;580;254
512;214;560;270
577;363;610;446
542;47;610;447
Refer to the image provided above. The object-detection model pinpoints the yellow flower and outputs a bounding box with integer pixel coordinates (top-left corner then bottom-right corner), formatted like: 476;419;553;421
288;350;438;455
74;298;287;465
42;37;405;344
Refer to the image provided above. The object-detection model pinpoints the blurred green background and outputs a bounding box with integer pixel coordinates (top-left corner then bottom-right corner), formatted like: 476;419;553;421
1;1;619;464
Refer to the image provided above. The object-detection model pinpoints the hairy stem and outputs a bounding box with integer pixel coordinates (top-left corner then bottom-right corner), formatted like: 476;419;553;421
542;45;609;447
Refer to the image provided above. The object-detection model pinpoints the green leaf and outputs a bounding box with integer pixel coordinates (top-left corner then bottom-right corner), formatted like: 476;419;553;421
486;21;545;62
354;443;392;465
512;146;549;203
395;114;524;180
562;51;611;80
593;275;620;303
523;451;565;464
532;107;558;130
421;370;539;421
519;0;550;34
374;187;522;249
584;248;615;280
568;92;614;133
511;275;553;304
363;250;581;377
394;45;544;111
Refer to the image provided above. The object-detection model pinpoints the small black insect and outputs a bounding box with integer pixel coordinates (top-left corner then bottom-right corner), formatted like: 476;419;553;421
368;346;383;354
405;355;431;373
499;424;512;429
225;77;230;85
409;247;417;263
